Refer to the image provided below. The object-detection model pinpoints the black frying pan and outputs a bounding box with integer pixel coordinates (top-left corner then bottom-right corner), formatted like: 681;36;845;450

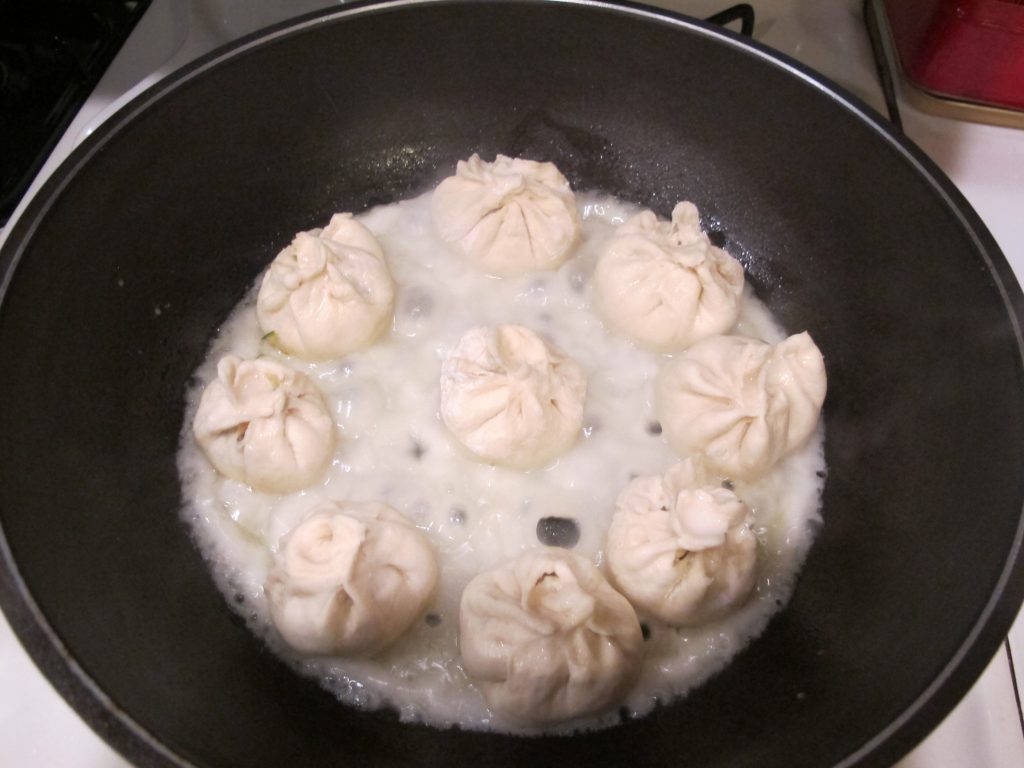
2;2;1023;766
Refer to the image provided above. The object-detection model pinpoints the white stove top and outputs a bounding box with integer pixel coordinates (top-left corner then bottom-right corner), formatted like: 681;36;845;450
2;1;1023;765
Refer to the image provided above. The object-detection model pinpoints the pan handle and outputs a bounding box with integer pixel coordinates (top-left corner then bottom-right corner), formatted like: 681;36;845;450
704;3;755;37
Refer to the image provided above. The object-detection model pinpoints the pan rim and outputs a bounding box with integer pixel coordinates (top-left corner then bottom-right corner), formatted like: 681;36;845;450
1;1;1022;766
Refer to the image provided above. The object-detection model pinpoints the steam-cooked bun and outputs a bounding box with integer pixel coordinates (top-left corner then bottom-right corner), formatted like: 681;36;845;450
459;547;642;724
656;332;827;479
431;154;582;276
192;356;335;492
267;500;438;656
592;202;744;351
440;325;587;469
256;213;395;360
606;459;757;626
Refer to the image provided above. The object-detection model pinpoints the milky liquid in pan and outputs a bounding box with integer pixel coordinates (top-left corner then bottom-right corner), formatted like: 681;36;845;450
176;190;826;733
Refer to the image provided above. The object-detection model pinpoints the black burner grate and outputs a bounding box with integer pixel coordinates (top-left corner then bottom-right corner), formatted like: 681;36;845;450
0;0;151;225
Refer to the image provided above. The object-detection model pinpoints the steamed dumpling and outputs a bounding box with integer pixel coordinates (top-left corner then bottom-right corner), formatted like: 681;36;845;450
459;547;642;724
192;356;335;492
440;325;586;469
256;213;395;360
592;202;744;351
431;154;582;276
267;500;438;656
656;332;827;478
606;459;757;626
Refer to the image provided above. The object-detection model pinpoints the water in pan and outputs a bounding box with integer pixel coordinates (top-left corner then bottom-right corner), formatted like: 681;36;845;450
176;190;826;733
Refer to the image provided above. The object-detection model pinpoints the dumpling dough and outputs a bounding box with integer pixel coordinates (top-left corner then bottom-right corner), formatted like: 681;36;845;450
431;154;582;276
267;500;438;656
656;332;827;479
459;547;642;724
256;213;395;360
192;356;334;492
606;459;757;626
592;202;744;351
440;325;586;469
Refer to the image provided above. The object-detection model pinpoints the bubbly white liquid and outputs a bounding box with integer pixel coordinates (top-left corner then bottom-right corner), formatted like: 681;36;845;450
177;191;826;733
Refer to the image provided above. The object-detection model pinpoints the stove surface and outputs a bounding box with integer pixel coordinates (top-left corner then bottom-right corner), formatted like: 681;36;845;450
1;1;1022;766
0;0;151;224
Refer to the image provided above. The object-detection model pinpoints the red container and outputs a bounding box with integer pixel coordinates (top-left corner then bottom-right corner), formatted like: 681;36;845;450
882;0;1024;111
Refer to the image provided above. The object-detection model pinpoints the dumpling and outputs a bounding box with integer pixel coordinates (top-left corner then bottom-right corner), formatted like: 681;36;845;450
440;325;586;469
459;547;642;724
256;213;395;360
605;459;757;626
431;154;582;276
267;500;438;656
656;332;827;479
592;202;744;351
192;356;335;492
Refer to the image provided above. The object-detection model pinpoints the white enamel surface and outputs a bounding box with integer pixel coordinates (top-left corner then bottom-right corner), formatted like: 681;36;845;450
2;0;1023;765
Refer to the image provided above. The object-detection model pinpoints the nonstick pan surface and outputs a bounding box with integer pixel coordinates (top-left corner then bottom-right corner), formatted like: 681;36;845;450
1;2;1023;767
